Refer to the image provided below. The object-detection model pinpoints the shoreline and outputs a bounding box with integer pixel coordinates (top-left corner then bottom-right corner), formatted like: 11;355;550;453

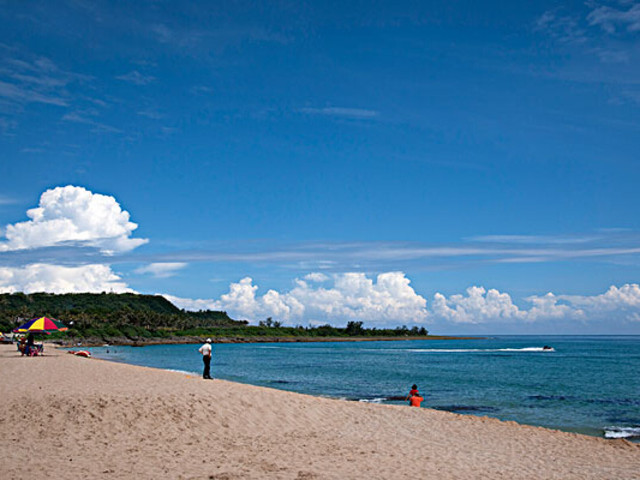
61;340;637;443
2;343;638;479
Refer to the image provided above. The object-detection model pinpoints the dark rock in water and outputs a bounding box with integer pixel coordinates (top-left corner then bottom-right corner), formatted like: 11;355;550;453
528;395;574;402
433;405;499;413
586;397;640;406
387;395;409;401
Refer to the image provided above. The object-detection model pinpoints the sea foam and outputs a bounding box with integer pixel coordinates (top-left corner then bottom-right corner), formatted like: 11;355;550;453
604;426;640;439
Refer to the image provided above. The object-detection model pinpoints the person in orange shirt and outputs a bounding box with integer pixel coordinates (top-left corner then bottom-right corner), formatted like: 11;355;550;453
409;391;424;407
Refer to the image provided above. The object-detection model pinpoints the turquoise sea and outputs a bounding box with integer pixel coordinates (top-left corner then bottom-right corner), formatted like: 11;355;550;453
81;336;640;441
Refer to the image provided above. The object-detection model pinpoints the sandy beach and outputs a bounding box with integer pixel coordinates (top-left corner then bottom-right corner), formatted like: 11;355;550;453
1;344;638;480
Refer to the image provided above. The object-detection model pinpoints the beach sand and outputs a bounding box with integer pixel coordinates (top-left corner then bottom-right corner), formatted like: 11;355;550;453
1;344;638;479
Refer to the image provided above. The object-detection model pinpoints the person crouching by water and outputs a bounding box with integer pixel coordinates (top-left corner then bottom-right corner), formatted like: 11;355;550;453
198;338;213;379
406;384;419;401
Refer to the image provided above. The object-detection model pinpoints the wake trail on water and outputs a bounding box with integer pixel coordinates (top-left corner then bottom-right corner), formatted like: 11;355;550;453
257;346;556;353
405;347;555;353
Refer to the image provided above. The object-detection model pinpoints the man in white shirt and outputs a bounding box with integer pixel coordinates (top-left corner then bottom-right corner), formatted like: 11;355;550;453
198;338;213;379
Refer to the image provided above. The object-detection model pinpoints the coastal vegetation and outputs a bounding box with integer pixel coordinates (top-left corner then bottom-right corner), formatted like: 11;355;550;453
0;292;431;344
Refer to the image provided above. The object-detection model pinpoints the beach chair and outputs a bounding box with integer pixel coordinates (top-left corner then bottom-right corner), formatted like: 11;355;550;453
19;343;43;356
29;344;44;356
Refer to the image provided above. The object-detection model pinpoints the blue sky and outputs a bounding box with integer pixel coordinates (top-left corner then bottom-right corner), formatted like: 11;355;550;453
1;1;640;334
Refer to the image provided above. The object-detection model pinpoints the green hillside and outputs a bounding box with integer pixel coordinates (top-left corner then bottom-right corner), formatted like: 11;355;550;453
0;292;181;315
0;293;433;344
0;292;242;336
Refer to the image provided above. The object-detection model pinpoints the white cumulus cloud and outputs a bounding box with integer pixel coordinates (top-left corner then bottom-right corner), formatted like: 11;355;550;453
162;294;219;312
303;272;329;283
431;286;525;324
431;284;640;324
289;272;427;322
0;264;133;294
134;262;187;278
554;284;640;319
164;277;640;329
524;292;583;321
0;185;148;254
166;272;428;325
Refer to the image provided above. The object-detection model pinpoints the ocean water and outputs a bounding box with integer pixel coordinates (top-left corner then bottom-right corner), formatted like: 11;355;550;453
79;336;640;441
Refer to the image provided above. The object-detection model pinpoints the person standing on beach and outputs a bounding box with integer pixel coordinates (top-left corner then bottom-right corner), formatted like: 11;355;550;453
25;332;35;356
198;338;213;379
18;335;27;355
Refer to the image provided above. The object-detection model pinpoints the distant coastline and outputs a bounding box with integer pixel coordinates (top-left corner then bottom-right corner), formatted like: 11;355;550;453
58;334;482;348
3;293;471;348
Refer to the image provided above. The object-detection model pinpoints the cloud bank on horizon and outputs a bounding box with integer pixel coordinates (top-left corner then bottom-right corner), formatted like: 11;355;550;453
1;186;639;332
165;276;640;327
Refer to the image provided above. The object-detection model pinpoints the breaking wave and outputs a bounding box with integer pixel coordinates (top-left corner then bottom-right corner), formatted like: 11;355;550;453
603;426;640;439
165;368;197;376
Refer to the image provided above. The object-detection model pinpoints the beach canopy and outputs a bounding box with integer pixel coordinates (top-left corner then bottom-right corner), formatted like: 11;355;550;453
13;317;68;334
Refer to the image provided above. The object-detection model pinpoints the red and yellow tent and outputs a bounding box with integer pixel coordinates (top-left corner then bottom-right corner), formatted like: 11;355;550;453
13;317;68;334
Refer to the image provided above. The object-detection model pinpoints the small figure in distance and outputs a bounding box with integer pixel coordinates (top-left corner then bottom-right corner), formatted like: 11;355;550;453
25;332;35;356
198;338;213;379
405;384;419;401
